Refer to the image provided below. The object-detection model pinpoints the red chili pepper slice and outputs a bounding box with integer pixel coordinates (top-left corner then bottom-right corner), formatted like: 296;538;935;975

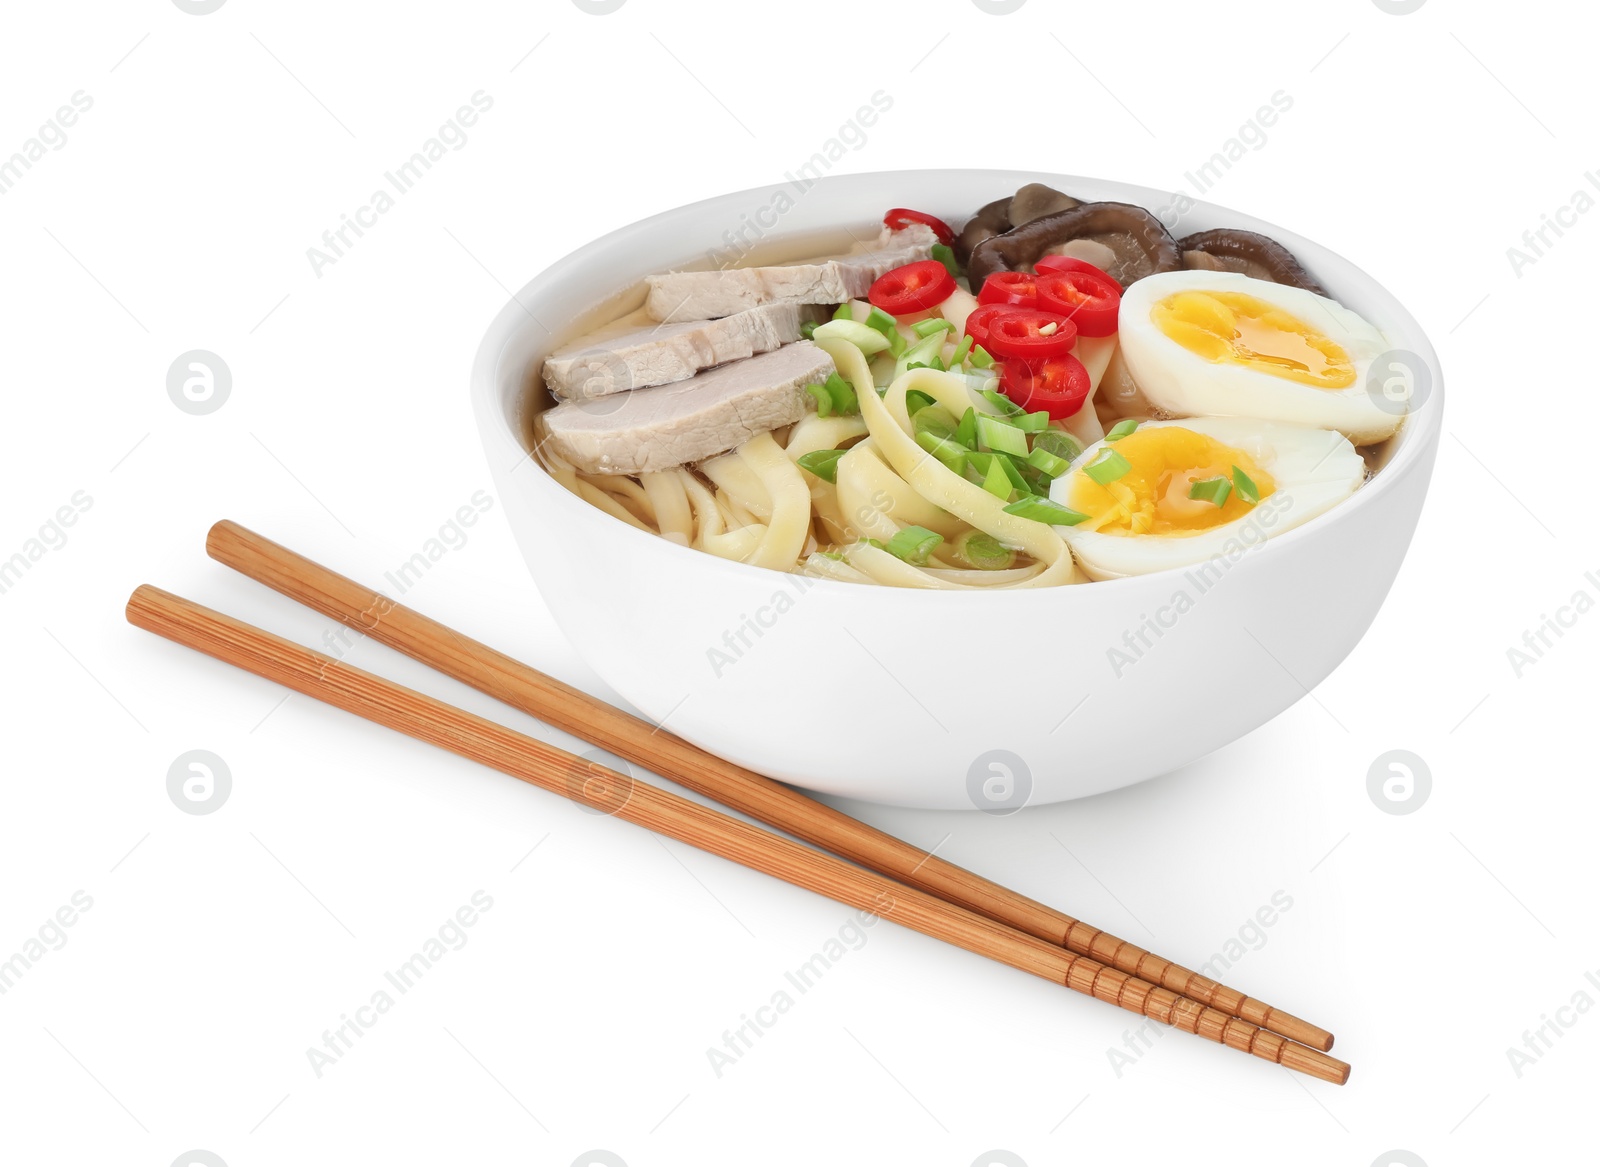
868;259;956;315
1035;269;1122;338
977;271;1039;308
982;309;1077;361
962;303;1013;347
1033;255;1123;290
883;208;955;245
998;355;1092;420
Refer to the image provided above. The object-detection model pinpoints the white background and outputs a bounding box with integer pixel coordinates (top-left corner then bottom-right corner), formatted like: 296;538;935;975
1;1;1594;1165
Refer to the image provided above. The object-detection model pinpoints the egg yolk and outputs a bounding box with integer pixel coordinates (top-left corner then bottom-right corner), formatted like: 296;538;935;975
1067;427;1275;536
1152;290;1356;389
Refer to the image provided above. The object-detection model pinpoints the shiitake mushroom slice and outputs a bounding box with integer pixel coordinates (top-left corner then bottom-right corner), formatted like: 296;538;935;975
1176;228;1327;295
969;202;1183;289
954;196;1014;267
1007;182;1080;228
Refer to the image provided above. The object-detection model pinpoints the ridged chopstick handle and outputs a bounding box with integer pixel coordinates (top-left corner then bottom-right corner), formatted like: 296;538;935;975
125;584;1348;1085
1061;923;1319;1052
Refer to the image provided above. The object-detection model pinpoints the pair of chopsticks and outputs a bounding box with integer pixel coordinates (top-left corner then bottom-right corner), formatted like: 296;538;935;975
126;520;1348;1085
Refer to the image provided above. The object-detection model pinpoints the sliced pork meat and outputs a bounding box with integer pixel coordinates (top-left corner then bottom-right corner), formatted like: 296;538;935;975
646;225;937;323
543;302;820;400
539;341;835;475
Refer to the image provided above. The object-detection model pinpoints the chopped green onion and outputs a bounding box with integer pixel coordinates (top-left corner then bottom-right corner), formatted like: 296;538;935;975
978;388;1023;416
998;453;1035;495
913;404;959;441
864;306;897;338
1084;447;1132;485
1105;418;1141;441
969;344;995;369
913;318;955;339
813;318;890;356
1188;475;1232;508
824;371;858;415
949;334;973;368
1020;469;1052;498
1012;410;1050;434
1033;429;1082;463
905;357;946;373
887;525;943;566
863;537;888;551
930;242;960;278
905;389;936;416
796;448;847;483
832;302;853;321
980;454;1012;501
806;382;833;417
916;431;968;474
977;414;1030;458
895;331;946;378
954;531;1015;570
1003;496;1090;526
1027;446;1072;478
800;320;818;340
955;407;977;449
972;450;1032;496
1231;464;1260;504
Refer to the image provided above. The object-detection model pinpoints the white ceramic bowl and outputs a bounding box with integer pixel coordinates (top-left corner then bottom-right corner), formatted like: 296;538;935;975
471;170;1441;809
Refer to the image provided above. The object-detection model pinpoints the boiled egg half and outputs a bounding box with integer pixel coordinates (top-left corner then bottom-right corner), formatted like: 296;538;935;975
1049;416;1366;579
1118;271;1402;445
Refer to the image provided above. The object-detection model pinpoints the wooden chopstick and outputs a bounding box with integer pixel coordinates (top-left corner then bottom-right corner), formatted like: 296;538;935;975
205;520;1336;1054
124;583;1349;1084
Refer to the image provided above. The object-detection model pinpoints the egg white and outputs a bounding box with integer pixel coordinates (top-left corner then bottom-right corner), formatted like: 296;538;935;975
1049;416;1366;580
1118;271;1401;445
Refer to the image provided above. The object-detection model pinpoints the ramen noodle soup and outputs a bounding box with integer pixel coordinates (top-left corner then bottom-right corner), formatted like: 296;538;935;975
531;189;1405;588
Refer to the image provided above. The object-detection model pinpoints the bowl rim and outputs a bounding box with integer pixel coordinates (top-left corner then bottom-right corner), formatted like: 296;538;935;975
471;167;1444;601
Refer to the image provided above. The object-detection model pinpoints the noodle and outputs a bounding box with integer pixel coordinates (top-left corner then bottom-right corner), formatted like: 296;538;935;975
808;482;853;547
737;432;813;571
549;460;652;531
640;471;693;545
817;336;1082;587
843;543;970;589
923;563;1045;585
785;414;869;460
703;524;768;562
833;442;907;545
720;493;760;529
597;473;653;520
800;552;875;585
835;440;967;540
680;468;725;540
701;454;772;519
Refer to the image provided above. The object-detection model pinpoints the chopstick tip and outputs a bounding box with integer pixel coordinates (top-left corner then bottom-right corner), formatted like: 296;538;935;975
1281;1041;1351;1086
1264;1009;1335;1053
206;518;243;559
125;583;165;629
